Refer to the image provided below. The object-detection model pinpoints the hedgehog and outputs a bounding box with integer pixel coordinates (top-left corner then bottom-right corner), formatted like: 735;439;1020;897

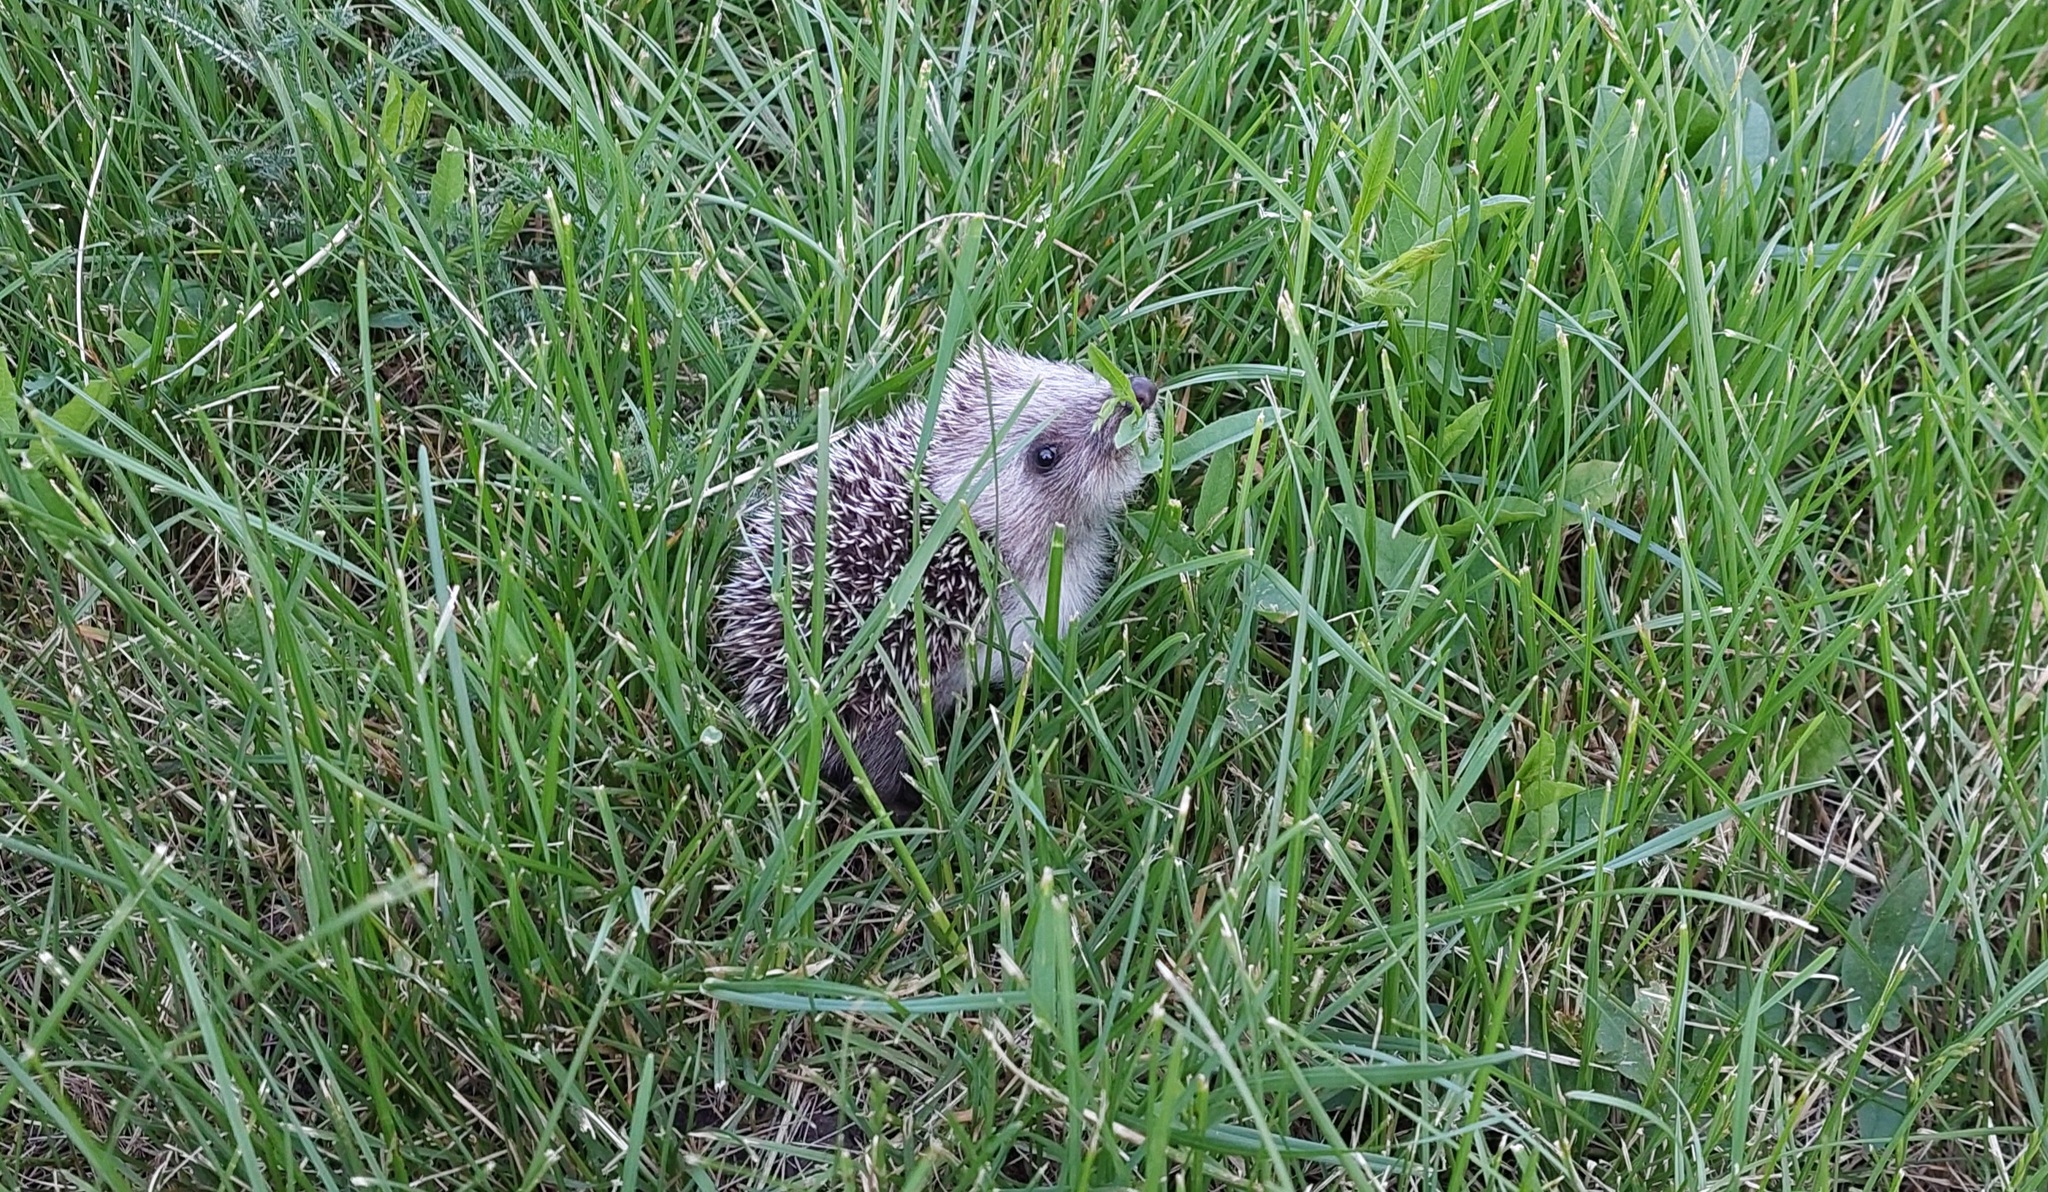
713;342;1160;819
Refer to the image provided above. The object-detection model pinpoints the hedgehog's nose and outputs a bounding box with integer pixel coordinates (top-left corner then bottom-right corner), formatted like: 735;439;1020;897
1130;376;1158;410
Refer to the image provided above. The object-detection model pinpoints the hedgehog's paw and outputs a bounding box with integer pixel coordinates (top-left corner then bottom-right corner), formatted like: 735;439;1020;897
861;726;922;823
826;717;921;822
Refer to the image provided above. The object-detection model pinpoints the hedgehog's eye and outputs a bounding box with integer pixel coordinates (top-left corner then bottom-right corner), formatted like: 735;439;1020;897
1032;443;1061;473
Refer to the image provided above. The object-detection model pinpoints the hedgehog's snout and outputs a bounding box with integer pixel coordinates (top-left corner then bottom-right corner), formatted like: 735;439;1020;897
1097;375;1159;448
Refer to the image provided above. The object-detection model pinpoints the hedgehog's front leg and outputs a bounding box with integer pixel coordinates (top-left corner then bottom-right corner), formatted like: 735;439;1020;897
821;712;920;822
852;718;920;823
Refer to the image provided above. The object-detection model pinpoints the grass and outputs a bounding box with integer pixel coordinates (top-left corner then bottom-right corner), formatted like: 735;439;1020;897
1;0;2045;1186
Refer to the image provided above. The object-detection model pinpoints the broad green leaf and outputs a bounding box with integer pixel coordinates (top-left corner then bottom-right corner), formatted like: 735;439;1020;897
1443;804;1501;887
1170;405;1290;473
1670;88;1725;154
1986;90;2047;168
1503;733;1599;846
1516;779;1583;812
222;594;264;656
1585;86;1646;236
1591;986;1656;1085
1531;306;1618;349
1092;357;1149;451
1246;569;1298;619
1834;946;1883;1031
429;128;467;221
1346;280;1417;308
1694;98;1778;202
1190;438;1237;532
1837;867;1958;1031
1318;499;1368;544
1460;801;1502;831
1786;711;1854;781
402;82;429;153
1440;494;1549;537
1855;1095;1908;1143
112;327;151;364
1555;787;1611;843
1224;682;1280;732
1371;517;1430;588
1085;343;1135;405
1330;504;1432;588
1735;98;1778;170
1508;731;1573;810
1084;344;1148;449
1345;238;1451;309
1854;1080;1911;1145
26;377;111;466
1378;237;1453;275
1513;730;1558;783
377;76;428;156
486;197;538;252
305;299;349;327
1351;105;1401;244
376;76;402;154
1028;870;1089;1121
485;599;538;674
1385;120;1457;392
1659;18;1769;110
1435;399;1492;461
1029;870;1068;1033
1986;93;2048;187
1560;459;1627;510
302;92;362;169
1433;194;1533;241
1820;67;1905;166
1116;409;1150;453
1236;564;1439;730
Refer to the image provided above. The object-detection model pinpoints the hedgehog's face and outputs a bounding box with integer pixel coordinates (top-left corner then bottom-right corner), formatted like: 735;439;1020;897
927;344;1159;560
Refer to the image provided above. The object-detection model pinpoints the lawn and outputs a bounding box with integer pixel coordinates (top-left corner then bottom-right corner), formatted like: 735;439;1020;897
2;0;2046;1187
